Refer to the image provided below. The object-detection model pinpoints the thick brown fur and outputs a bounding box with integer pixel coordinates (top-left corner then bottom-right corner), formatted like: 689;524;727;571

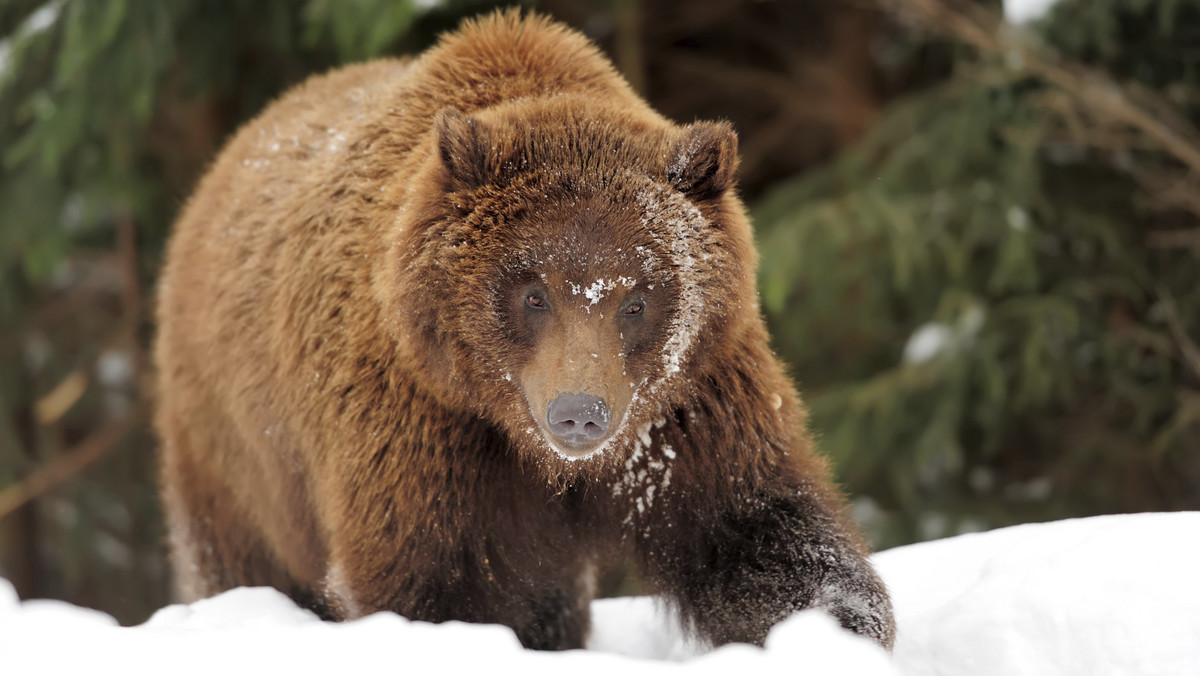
154;10;894;651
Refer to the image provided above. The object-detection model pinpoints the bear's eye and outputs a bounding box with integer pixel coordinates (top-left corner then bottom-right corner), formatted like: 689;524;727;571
623;302;644;316
526;293;548;310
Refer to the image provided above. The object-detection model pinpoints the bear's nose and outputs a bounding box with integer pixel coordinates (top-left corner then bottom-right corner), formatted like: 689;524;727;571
546;393;611;443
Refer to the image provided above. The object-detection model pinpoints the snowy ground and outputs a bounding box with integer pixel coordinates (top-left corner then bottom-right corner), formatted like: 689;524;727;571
2;512;1198;675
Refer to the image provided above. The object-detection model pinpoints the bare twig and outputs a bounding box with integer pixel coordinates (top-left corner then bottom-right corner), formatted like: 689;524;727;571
1157;287;1200;380
0;410;142;522
33;371;89;425
1126;165;1200;218
1148;229;1200;253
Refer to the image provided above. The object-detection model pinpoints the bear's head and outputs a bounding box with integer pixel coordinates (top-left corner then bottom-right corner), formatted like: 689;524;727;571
385;97;758;478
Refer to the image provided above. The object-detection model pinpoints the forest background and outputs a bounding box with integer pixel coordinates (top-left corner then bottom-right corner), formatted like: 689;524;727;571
1;0;1198;624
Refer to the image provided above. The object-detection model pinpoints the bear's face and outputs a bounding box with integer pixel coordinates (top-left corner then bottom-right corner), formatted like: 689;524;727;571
480;190;681;460
389;100;753;472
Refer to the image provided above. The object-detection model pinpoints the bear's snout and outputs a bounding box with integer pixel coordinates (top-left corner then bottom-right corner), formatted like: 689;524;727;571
546;393;610;444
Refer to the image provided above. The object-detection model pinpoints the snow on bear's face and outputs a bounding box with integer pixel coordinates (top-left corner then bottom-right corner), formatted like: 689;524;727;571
485;190;684;461
392;101;745;474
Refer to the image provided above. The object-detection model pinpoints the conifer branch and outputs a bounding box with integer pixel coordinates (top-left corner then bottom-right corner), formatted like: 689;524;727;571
896;0;1200;212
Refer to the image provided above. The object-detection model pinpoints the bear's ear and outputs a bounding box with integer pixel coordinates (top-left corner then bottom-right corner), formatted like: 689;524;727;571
667;121;739;200
434;107;491;191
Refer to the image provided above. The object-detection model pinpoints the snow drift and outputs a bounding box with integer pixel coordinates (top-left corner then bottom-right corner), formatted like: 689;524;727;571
2;512;1197;675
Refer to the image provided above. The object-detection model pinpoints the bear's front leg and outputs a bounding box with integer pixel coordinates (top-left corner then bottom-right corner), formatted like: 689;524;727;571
317;435;598;651
636;483;895;649
323;526;595;650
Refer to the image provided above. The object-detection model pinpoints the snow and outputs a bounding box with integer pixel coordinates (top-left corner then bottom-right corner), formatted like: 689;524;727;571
571;276;637;312
873;512;1200;676
902;323;953;364
1004;0;1064;24
0;41;10;80
2;513;1197;675
96;349;134;388
634;185;710;379
902;306;985;365
0;1;64;81
23;2;62;34
1006;205;1030;232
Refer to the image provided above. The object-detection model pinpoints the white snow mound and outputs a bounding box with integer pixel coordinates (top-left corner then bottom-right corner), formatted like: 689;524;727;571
873;511;1200;676
1;512;1197;675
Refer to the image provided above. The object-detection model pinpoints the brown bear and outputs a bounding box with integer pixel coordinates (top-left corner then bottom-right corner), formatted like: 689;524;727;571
154;10;895;651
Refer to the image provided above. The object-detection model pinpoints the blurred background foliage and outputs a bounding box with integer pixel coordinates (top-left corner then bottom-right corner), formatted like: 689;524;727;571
0;0;1197;624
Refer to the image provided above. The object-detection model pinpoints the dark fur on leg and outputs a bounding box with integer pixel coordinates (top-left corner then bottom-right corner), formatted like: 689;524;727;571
640;488;894;648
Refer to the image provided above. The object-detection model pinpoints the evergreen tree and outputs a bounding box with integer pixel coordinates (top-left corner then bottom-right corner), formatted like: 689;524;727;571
757;0;1200;547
